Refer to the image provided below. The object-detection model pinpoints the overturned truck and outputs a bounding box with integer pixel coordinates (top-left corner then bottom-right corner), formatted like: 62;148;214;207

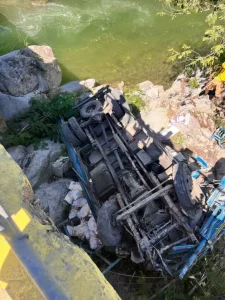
60;86;225;279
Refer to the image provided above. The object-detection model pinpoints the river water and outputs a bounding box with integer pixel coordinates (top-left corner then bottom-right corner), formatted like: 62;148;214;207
0;0;206;86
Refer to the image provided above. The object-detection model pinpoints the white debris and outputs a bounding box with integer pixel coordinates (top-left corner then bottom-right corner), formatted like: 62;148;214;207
77;203;90;219
64;191;74;204
90;236;98;249
69;181;82;191
66;221;90;240
160;125;180;140
88;216;97;234
64;182;83;204
71;189;83;201
66;181;100;249
72;197;87;208
68;207;78;220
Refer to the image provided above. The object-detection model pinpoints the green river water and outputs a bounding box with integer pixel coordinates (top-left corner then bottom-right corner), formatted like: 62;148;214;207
0;0;206;86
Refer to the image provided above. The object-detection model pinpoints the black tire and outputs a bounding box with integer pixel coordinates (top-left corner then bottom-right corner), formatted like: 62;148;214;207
110;88;126;106
105;88;132;126
80;100;102;119
68;117;87;143
173;163;204;212
121;101;132;127
105;92;124;119
61;122;81;147
97;199;122;247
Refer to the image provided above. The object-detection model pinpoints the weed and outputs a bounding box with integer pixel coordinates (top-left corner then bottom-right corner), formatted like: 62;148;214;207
189;77;199;89
124;87;145;116
2;93;80;147
171;132;186;146
214;117;225;128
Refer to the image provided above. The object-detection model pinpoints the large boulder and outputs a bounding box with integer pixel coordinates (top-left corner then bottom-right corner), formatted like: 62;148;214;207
24;140;62;189
59;81;84;94
0;45;62;120
138;80;154;92
7;140;63;189
51;156;71;178
35;179;71;225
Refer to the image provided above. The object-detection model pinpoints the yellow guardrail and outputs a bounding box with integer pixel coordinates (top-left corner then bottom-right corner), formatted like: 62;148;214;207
0;144;120;300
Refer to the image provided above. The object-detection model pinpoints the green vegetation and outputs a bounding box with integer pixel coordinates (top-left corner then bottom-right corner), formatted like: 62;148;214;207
214;116;225;128
124;88;145;116
190;77;199;89
2;88;145;148
2;93;80;147
159;0;225;74
171;132;186;146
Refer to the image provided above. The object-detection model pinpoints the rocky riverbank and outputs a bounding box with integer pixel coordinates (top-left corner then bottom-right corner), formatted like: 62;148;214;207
0;45;225;224
137;73;225;179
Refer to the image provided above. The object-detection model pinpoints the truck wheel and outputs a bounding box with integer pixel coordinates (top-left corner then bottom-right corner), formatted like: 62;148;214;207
80;100;102;119
120;101;132;128
61;122;81;147
105;91;124;119
97;199;122;247
173;162;204;221
68;117;87;143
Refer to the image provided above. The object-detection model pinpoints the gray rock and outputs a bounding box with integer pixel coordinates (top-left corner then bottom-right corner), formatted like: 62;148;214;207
190;87;201;97
195;98;213;115
154;85;164;97
195;68;205;80
0;91;38;120
7;145;26;167
201;128;212;140
52;156;71;178
169;73;186;96
184;86;191;98
80;78;96;89
138;80;154;92
35;179;71;224
59;78;96;94
24;140;62;189
0;45;62;120
140;107;169;133
146;87;159;100
59;81;84;93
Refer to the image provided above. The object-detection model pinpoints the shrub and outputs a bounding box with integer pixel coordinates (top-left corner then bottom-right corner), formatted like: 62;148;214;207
171;132;186;146
190;78;199;89
124;88;145;116
2;93;80;147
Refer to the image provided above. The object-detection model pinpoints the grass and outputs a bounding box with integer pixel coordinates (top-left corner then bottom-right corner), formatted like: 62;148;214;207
2;93;80;148
171;132;186;146
190;77;199;89
214;117;225;128
124;87;145;116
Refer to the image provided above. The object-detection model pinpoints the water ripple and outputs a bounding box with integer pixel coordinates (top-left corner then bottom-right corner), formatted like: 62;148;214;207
8;0;155;38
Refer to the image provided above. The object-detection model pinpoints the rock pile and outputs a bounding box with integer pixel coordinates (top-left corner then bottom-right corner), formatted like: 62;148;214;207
7;140;64;189
137;71;225;178
65;181;100;250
